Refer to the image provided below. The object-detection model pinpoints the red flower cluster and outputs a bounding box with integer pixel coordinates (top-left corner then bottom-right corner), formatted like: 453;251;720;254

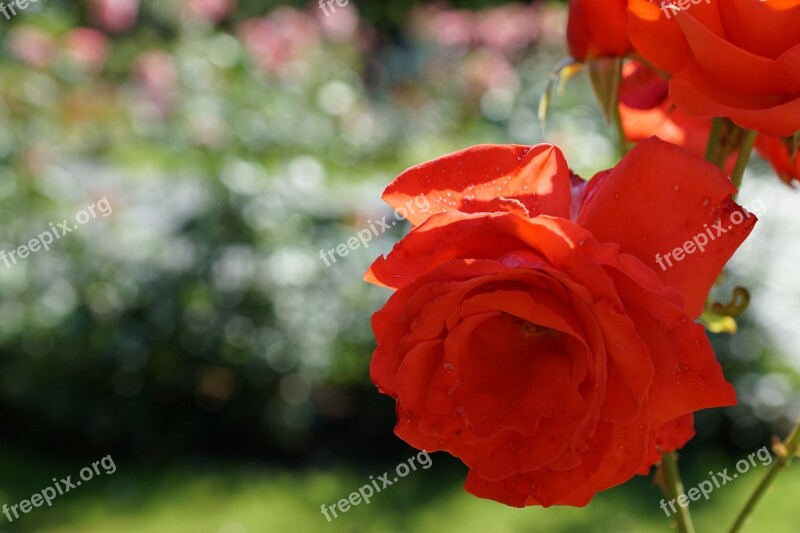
567;0;800;184
366;139;755;507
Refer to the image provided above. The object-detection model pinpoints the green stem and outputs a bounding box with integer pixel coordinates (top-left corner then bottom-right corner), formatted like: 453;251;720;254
705;117;724;167
612;103;629;158
609;59;628;158
728;423;800;533
662;452;696;533
730;129;758;194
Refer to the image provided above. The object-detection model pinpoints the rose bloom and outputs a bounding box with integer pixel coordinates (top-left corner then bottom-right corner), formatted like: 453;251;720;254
410;5;475;48
567;0;631;60
63;28;109;73
315;0;359;42
90;0;139;33
367;138;755;506
185;0;235;23
237;9;320;77
7;26;55;69
628;0;800;137
133;51;179;115
475;4;540;53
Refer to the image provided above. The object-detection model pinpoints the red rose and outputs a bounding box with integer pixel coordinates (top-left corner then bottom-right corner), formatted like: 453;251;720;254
628;0;800;137
367;138;755;507
567;0;632;60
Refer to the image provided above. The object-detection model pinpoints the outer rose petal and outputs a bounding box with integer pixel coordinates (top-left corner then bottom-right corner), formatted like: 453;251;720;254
383;144;571;227
603;268;737;427
779;44;800;88
718;0;800;59
577;137;756;317
669;75;800;138
465;408;651;507
627;0;691;73
654;414;695;454
638;414;695;475
674;13;796;95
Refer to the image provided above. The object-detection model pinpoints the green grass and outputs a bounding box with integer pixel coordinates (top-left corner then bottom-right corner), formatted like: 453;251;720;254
0;447;797;533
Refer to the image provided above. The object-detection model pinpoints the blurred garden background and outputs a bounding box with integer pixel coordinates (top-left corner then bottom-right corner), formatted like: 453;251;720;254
0;0;798;531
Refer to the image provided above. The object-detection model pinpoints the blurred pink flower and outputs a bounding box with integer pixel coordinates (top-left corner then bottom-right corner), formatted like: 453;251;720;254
237;7;320;76
314;1;359;42
134;51;179;114
7;26;55;69
476;4;539;53
237;18;277;72
63;28;109;73
461;48;519;92
537;3;567;46
411;5;474;48
185;0;235;23
90;0;139;33
410;3;539;54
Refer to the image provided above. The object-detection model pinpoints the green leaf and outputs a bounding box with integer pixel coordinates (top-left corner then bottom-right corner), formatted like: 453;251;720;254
587;57;622;124
538;57;582;131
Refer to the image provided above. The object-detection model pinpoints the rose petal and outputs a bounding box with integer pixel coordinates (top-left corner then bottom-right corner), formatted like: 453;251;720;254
577;137;755;317
465;408;650;507
627;0;692;73
382;144;572;227
676;12;796;95
625;302;736;428
670;74;800;137
718;0;800;59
